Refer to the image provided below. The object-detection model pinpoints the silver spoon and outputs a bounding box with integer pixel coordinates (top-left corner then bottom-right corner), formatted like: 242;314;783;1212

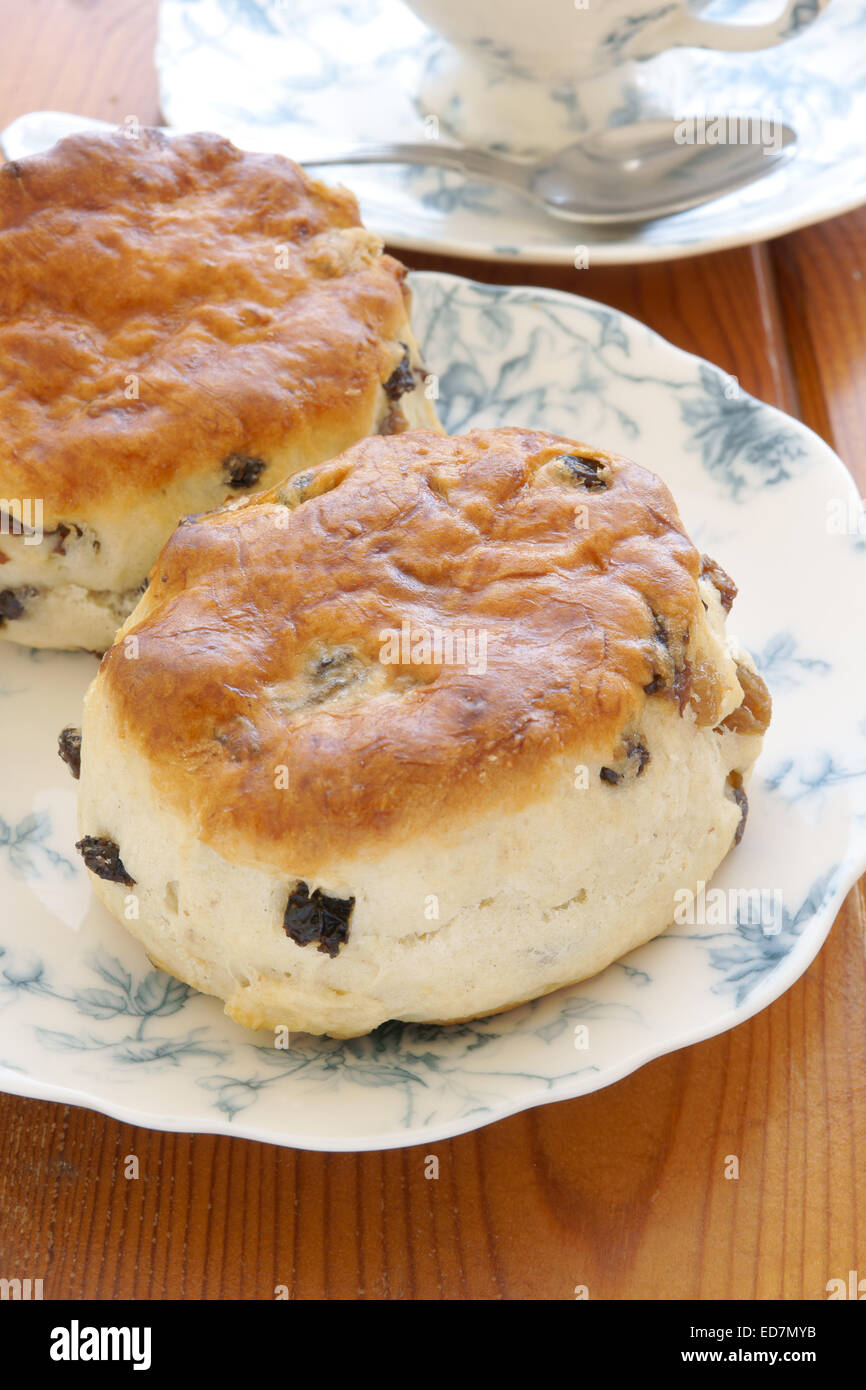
299;117;796;226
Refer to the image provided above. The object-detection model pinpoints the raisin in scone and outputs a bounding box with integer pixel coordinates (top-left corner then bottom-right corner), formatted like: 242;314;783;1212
0;129;440;652
71;427;771;1038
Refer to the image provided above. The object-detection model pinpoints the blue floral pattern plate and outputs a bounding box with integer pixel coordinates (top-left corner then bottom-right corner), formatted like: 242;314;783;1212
139;0;866;264
1;264;865;1150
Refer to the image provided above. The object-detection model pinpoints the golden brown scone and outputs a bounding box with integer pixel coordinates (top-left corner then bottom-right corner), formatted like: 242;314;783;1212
74;428;771;1037
0;129;440;650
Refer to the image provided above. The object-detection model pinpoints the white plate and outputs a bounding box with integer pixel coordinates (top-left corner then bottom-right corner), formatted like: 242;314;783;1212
148;0;866;264
1;270;865;1151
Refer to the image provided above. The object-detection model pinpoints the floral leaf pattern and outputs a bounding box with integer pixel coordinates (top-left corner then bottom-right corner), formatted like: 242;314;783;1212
2;949;227;1068
752;633;831;691
0;813;75;880
705;870;839;1007
196;1009;608;1125
678;368;807;498
413;276;803;496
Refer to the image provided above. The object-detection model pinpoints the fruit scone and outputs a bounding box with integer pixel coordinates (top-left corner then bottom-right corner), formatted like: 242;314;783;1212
66;427;771;1038
0;128;440;651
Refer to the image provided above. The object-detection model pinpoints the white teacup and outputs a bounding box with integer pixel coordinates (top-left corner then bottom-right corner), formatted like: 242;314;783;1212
406;0;833;149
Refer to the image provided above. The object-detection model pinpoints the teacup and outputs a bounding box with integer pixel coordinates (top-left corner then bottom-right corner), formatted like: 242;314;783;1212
405;0;833;150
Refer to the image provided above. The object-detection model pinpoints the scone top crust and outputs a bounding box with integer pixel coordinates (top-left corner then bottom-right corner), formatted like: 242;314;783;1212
0;129;413;522
96;427;741;874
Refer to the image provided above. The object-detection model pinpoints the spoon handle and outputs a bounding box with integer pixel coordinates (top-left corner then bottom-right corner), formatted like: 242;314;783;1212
299;142;530;193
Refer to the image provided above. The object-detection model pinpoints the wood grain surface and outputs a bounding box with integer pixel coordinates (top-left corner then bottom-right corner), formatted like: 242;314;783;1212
0;0;863;1302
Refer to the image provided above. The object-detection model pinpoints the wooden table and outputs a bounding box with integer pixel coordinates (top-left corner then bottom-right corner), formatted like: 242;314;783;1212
1;0;863;1302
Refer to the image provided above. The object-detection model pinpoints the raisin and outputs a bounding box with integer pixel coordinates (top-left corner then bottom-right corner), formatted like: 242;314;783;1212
720;661;772;737
283;881;354;957
378;401;409;435
727;773;749;846
700;554;738;614
647;608;691;711
601;734;650;785
58;726;82;780
224;454;266;489
45;521;83;556
625;734;651;775
652;610;668;646
4;161;22;178
0;586;36;622
52;523;71;555
75;836;135;886
307;647;365;705
672;654;692;714
556;454;608;490
0;589;26;620
213;714;261;760
383;348;415;401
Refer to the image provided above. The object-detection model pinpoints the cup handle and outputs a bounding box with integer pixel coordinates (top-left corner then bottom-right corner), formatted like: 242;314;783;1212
644;0;830;55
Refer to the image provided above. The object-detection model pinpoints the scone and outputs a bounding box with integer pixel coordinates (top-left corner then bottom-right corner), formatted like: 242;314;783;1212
69;427;771;1038
0;129;440;651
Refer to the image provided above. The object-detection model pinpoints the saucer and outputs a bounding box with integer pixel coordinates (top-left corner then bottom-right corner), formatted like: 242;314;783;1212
146;0;866;264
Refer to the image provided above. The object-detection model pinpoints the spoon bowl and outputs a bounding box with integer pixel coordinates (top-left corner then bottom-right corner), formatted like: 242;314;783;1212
528;119;797;223
301;117;797;226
